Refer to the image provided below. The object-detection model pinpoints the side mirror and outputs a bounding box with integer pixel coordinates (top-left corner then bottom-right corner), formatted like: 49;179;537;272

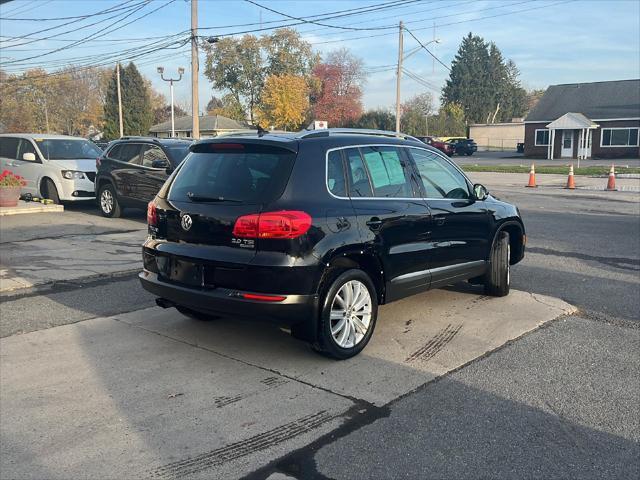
151;158;169;169
473;183;489;201
22;152;36;161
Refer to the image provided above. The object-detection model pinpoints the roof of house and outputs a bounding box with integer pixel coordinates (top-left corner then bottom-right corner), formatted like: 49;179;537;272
546;112;599;129
525;79;640;122
149;114;247;133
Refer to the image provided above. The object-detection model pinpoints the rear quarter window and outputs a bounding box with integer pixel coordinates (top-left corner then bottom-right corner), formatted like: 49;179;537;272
168;143;296;205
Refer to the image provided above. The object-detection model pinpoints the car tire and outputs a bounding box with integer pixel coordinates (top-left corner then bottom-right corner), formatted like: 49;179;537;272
465;152;473;156
483;231;510;297
98;183;122;218
315;269;378;360
41;178;60;204
176;305;219;321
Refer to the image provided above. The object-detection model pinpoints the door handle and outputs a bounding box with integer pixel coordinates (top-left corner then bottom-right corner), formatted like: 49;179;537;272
366;217;382;230
434;214;446;226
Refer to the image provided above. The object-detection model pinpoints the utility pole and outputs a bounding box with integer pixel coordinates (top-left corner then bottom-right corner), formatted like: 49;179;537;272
190;0;199;139
157;66;185;138
116;62;124;138
395;21;403;134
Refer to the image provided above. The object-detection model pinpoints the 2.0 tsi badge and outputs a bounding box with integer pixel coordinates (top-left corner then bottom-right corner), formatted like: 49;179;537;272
180;214;193;231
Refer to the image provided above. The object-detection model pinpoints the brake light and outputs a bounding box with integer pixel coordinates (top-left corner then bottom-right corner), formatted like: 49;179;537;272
232;211;312;239
147;201;157;226
209;143;245;152
96;157;101;168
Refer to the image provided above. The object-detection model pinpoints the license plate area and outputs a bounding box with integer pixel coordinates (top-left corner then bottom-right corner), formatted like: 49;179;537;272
157;256;203;287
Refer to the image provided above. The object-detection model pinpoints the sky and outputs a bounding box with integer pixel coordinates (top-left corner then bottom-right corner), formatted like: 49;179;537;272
1;0;639;116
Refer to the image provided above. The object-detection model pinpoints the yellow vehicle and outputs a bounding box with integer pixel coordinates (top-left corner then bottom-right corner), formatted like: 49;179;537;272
438;136;468;143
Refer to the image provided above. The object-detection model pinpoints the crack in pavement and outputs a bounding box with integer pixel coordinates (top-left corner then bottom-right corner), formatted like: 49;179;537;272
526;246;640;271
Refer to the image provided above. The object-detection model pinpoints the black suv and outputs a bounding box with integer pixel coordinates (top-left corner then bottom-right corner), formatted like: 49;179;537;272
139;129;525;359
449;138;478;156
96;137;191;217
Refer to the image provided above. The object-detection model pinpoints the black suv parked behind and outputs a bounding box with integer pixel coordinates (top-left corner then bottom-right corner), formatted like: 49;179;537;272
139;129;525;359
96;137;191;217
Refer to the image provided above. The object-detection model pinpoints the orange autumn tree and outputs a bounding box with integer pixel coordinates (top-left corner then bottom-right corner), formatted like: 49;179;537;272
256;74;309;131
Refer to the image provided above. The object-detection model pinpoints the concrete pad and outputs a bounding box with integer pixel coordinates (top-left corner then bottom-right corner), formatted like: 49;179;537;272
0;230;146;292
0;200;63;216
0;318;351;480
118;288;576;406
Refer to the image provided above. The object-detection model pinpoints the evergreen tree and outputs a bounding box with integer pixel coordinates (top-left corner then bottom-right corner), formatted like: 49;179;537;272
442;33;527;124
442;33;492;124
103;62;152;139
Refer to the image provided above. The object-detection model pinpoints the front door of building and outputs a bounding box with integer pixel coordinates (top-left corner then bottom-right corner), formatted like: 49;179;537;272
561;130;574;158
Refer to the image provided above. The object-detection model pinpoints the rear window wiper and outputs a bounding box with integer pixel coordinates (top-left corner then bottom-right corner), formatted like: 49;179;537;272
187;192;242;203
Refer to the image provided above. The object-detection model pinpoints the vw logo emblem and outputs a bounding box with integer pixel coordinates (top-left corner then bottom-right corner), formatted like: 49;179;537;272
180;214;193;231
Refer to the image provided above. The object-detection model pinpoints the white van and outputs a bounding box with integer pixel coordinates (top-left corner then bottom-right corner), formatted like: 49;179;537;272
0;134;103;203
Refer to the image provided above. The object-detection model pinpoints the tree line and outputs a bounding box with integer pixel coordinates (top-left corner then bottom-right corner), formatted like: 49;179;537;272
0;29;544;139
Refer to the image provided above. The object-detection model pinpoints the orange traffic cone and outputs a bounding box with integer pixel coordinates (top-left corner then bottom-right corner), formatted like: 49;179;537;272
565;164;576;189
526;163;537;188
606;164;617;191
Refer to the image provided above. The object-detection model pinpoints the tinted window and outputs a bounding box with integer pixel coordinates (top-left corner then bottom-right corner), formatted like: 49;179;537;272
17;139;36;160
327;150;346;197
35;139;102;160
410;148;470;199
360;146;413;198
140;145;168;168
117;143;142;164
345;148;373;198
0;137;19;159
164;144;191;164
168;143;295;204
107;144;122;159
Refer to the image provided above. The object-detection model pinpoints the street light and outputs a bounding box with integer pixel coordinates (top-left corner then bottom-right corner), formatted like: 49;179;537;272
403;38;441;62
157;66;185;138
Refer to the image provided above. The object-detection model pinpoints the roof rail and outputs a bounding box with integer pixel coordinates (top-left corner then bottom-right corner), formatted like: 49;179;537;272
296;128;419;142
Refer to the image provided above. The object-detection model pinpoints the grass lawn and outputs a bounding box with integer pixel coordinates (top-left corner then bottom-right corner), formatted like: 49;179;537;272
460;165;640;176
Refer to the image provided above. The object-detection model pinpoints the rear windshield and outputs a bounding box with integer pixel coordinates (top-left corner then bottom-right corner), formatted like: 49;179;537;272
168;143;296;205
36;139;102;160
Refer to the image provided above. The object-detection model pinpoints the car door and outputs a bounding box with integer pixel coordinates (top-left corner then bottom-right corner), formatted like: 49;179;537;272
109;143;143;204
0;137;39;195
408;147;490;287
14;138;42;195
135;144;171;203
345;145;432;302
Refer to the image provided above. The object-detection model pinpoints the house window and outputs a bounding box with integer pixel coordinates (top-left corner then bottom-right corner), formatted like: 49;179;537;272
535;129;550;146
600;128;639;147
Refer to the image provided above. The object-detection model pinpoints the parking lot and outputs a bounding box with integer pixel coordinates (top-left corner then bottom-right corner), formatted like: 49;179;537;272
1;173;639;479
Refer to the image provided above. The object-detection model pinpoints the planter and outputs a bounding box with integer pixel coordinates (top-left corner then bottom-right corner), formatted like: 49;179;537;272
0;186;21;207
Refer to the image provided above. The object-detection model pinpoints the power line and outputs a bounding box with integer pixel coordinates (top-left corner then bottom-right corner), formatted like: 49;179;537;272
0;0;148;21
404;27;450;72
244;0;396;32
0;0;146;48
2;0;177;66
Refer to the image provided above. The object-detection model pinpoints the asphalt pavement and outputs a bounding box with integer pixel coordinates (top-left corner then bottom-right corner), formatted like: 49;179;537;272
453;151;640;167
1;183;638;479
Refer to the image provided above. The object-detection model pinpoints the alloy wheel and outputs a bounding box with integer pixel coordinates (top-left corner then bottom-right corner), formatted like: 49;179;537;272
329;280;372;349
100;189;113;214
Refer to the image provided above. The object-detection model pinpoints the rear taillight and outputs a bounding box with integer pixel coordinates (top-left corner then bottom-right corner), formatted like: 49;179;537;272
147;201;157;226
96;157;101;168
232;211;312;239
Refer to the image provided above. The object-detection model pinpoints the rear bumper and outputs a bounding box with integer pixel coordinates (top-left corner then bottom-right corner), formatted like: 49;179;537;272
139;270;320;338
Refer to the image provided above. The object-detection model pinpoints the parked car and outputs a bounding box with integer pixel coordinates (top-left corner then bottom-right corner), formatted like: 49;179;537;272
95;137;192;217
448;137;478;156
0;134;103;203
139;128;526;359
415;136;455;156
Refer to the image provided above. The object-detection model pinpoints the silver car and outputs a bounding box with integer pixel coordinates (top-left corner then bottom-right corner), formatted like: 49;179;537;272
0;134;103;203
